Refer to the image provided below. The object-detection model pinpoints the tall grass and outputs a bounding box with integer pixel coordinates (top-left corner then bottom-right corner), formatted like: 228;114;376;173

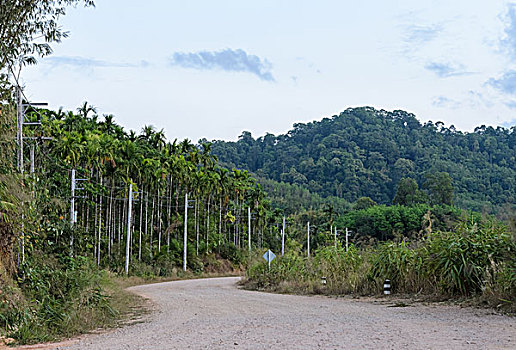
0;254;119;343
244;219;516;310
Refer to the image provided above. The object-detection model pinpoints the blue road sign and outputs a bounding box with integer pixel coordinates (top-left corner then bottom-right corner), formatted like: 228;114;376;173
263;249;276;270
263;249;276;263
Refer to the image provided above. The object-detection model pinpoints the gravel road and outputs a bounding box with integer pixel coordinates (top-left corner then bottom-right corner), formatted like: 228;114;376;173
47;277;515;349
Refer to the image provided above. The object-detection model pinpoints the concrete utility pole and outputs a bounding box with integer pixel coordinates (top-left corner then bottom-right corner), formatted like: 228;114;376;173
16;86;23;174
307;221;310;257
345;227;349;252
97;177;103;266
248;207;251;253
334;227;338;251
183;193;188;271
125;184;133;275
69;169;76;256
138;189;143;262
282;216;286;256
29;144;34;174
70;169;76;226
69;169;87;256
16;87;23;267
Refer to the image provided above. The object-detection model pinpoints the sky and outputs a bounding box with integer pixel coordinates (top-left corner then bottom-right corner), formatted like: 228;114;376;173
20;0;516;142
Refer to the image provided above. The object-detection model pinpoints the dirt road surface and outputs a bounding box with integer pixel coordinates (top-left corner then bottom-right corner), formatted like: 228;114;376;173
43;277;514;349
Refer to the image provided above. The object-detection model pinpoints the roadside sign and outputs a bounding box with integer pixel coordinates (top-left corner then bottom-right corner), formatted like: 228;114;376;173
263;249;276;270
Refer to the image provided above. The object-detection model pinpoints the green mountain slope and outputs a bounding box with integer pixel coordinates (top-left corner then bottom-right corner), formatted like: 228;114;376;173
210;107;516;211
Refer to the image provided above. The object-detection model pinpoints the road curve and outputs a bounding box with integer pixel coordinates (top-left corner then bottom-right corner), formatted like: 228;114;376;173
52;277;513;349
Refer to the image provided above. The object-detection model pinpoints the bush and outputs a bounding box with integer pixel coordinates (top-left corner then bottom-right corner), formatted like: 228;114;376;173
219;243;244;266
425;221;515;296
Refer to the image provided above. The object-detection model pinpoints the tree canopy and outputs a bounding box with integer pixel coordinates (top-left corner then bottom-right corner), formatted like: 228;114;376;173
211;107;516;212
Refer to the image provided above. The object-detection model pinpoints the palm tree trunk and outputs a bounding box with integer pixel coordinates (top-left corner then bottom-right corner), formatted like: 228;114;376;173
85;196;90;238
108;184;114;257
138;187;143;261
174;182;182;241
223;202;228;247
218;197;222;250
167;180;173;252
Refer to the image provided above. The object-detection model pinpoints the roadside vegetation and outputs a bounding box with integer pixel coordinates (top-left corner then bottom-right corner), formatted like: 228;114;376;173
244;214;516;313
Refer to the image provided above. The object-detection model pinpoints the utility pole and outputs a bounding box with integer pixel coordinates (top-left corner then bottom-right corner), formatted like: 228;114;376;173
248;207;251;253
15;85;48;267
70;169;76;256
16;87;23;267
183;192;188;272
16;86;23;174
70;169;76;226
69;169;87;256
345;227;349;252
307;221;310;257
125;184;133;275
29;145;34;174
97;177;102;266
282;216;286;256
334;227;338;251
16;85;47;174
138;189;143;262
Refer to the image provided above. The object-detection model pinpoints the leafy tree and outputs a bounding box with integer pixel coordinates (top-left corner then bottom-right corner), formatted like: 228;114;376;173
353;197;377;210
393;178;427;206
0;0;95;73
423;172;454;206
337;204;462;241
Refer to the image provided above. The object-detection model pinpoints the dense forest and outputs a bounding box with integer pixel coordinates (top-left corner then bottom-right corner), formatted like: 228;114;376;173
210;107;516;212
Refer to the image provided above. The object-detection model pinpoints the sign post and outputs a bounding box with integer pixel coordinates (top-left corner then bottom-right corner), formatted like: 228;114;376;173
263;249;276;271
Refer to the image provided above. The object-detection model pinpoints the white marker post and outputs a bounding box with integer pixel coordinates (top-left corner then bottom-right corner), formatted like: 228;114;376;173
384;279;391;295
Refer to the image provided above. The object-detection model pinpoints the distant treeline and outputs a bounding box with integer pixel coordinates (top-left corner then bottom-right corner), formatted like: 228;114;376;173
209;107;516;212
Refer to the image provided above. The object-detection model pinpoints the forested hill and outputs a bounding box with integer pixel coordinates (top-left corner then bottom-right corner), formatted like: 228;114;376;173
209;107;516;211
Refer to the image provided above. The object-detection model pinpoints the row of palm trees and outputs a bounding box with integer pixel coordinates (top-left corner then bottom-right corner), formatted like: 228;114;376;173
23;104;277;271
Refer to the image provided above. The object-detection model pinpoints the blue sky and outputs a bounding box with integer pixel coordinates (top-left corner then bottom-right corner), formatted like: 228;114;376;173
21;0;516;141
